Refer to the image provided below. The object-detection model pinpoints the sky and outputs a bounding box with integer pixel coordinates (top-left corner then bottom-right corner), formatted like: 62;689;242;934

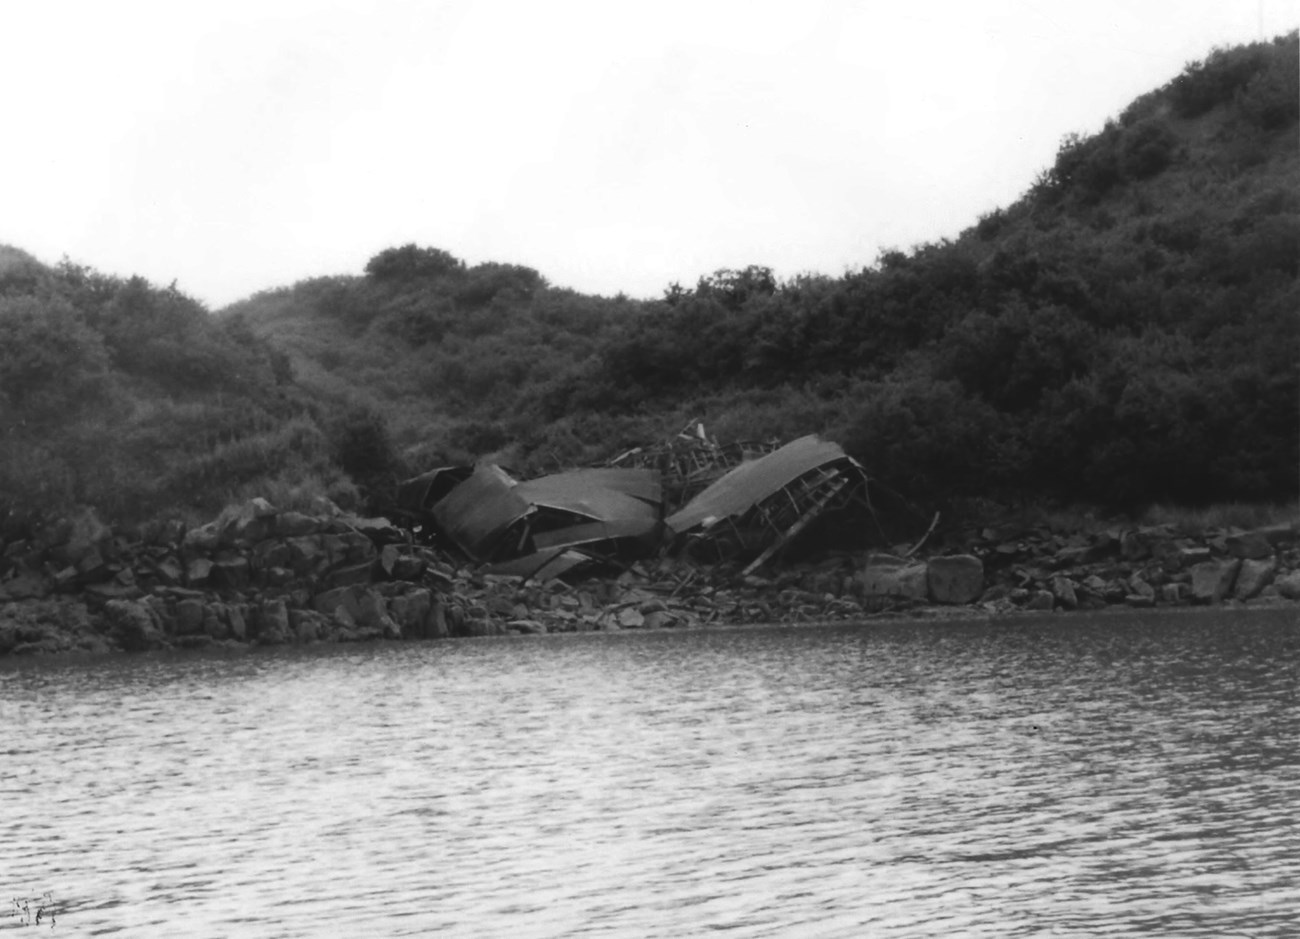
3;0;1297;309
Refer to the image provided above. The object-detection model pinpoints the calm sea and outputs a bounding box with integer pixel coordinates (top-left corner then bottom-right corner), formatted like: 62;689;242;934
3;608;1297;937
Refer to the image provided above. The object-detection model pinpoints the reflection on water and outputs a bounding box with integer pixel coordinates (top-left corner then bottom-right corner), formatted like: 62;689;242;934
3;608;1297;937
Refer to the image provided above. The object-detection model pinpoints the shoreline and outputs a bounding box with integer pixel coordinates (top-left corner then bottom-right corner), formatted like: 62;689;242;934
3;498;1298;659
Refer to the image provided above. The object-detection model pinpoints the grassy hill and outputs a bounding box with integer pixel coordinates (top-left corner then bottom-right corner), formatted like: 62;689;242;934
2;33;1296;535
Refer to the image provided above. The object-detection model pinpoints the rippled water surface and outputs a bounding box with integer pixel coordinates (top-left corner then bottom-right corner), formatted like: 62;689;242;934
4;608;1298;937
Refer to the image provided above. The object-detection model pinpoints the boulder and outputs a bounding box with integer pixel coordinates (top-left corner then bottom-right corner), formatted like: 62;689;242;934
1050;576;1078;610
104;599;164;651
225;603;248;641
274;511;322;538
186;557;214;588
618;607;646;628
1189;559;1242;604
254;599;292;644
357;590;400;638
1128;574;1157;601
211;555;251;590
290;609;323;642
1234;557;1277;601
202;604;230;640
1025;589;1055;611
1275;570;1300;601
861;556;928;602
927;555;984;604
1226;531;1274;560
174;598;207;635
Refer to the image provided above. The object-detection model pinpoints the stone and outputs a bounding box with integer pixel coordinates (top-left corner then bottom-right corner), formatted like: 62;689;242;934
642;610;677;629
357;590;400;638
392;555;426;581
927;555;984;604
274;511;321;538
211;555;251;590
182;522;222;553
0;569;48;601
618;607;646;628
1189;559;1242;604
1226;531;1274;560
284;536;325;575
252;539;293;571
186;557;214;587
202;605;229;640
174;598;207;635
1120;530;1151;561
1128;574;1157;601
1165;545;1211;572
1160;583;1187;604
1275;570;1300;601
229;603;249;640
104;599;164;651
1050;576;1078;610
1124;593;1156;608
379;544;401;576
389;590;436;638
1024;589;1055;611
154;556;184;586
1234;558;1277;601
290;609;322;642
861;559;929;601
326;561;374;588
254;599;292;644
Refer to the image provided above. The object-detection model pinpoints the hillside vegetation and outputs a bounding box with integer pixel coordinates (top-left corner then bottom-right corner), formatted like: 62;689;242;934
3;33;1296;535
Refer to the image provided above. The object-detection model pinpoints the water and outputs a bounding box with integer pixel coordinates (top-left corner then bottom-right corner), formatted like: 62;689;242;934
3;608;1297;937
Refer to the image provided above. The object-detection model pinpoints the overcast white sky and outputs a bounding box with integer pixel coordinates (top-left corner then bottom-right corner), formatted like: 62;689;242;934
3;0;1296;308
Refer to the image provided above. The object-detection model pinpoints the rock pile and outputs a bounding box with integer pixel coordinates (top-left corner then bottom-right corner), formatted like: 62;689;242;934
865;521;1300;614
2;500;1298;657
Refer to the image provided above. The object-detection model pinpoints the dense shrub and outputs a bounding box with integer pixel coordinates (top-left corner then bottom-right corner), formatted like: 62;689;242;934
365;244;465;281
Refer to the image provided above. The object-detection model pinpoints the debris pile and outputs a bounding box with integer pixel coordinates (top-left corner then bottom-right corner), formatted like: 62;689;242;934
400;430;870;579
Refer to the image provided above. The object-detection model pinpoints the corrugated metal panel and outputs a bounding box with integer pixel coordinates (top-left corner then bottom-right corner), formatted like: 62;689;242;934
515;468;662;511
431;464;530;558
665;435;851;533
531;517;661;550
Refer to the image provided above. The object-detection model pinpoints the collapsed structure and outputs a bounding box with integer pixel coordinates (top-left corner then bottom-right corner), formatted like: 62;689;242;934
399;430;870;581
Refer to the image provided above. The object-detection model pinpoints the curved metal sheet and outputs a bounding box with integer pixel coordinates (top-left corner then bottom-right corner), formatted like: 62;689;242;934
665;435;852;534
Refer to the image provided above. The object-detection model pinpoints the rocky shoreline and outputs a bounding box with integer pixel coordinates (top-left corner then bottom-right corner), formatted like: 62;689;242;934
2;499;1298;658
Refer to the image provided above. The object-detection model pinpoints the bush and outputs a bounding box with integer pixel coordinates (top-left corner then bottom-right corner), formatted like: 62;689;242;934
364;244;465;281
1120;117;1178;179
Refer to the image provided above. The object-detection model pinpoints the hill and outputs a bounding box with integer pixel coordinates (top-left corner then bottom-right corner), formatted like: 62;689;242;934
2;33;1296;536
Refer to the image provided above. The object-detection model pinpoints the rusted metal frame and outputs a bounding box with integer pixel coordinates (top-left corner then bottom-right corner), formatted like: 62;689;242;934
741;475;851;577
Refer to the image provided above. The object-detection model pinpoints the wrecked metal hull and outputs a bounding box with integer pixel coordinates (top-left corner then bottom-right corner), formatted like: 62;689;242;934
425;465;663;577
664;435;868;571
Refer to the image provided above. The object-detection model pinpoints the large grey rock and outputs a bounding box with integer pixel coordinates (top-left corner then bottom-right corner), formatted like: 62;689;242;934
104;599;164;651
1234;557;1277;600
1050;576;1078;610
862;556;928;601
1189;559;1242;604
254;599;292;644
927;555;984;604
174;598;207;635
274;511;322;538
211;554;251;590
357;590;399;638
1226;531;1274;560
1025;589;1055;611
1273;570;1300;600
